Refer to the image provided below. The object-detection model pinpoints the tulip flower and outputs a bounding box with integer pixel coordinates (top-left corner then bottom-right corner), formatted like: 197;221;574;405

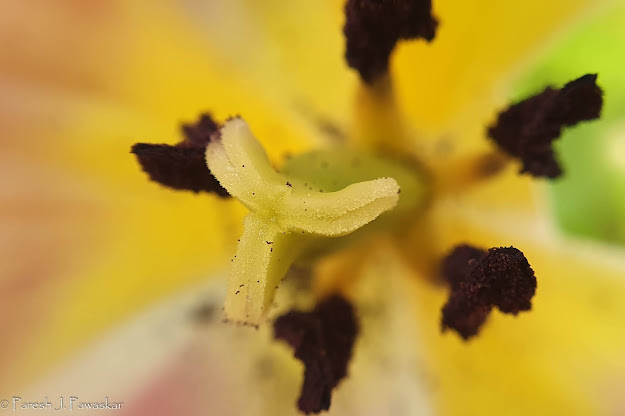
1;1;625;415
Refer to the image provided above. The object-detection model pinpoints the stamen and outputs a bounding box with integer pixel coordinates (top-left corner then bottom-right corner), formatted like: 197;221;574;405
441;244;487;290
488;74;603;178
131;113;229;196
441;245;537;340
180;113;220;147
344;0;438;83
274;295;358;414
430;151;509;196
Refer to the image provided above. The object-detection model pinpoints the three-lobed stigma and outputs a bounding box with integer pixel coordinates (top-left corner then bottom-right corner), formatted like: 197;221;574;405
206;118;425;326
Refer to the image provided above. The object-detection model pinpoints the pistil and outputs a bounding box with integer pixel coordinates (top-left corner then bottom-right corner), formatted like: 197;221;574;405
206;118;425;326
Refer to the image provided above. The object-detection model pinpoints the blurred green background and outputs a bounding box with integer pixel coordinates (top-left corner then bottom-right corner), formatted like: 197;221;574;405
515;4;625;244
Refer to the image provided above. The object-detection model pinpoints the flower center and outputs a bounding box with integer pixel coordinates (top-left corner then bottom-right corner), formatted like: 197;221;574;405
205;117;428;326
128;0;608;412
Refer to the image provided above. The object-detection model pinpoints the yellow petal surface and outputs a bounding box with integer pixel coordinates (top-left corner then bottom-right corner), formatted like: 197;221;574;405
409;201;625;415
394;0;605;133
2;2;624;415
190;0;355;132
0;1;324;392
0;94;245;392
391;0;609;218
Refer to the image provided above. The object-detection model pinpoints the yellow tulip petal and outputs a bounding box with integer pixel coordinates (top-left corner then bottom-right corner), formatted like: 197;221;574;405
388;0;610;217
0;1;129;96
394;0;604;133
3;2;623;415
191;0;355;128
1;0;341;388
0;92;248;391
410;203;625;415
104;3;322;158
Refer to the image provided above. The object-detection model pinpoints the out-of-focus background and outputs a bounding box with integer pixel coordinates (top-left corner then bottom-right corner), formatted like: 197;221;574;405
1;1;625;415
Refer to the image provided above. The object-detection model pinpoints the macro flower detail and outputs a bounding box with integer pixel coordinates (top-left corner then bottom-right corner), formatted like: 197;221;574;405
132;113;229;195
6;1;625;416
124;0;614;413
204;117;424;326
488;74;603;178
441;245;537;340
344;0;438;83
274;295;358;414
